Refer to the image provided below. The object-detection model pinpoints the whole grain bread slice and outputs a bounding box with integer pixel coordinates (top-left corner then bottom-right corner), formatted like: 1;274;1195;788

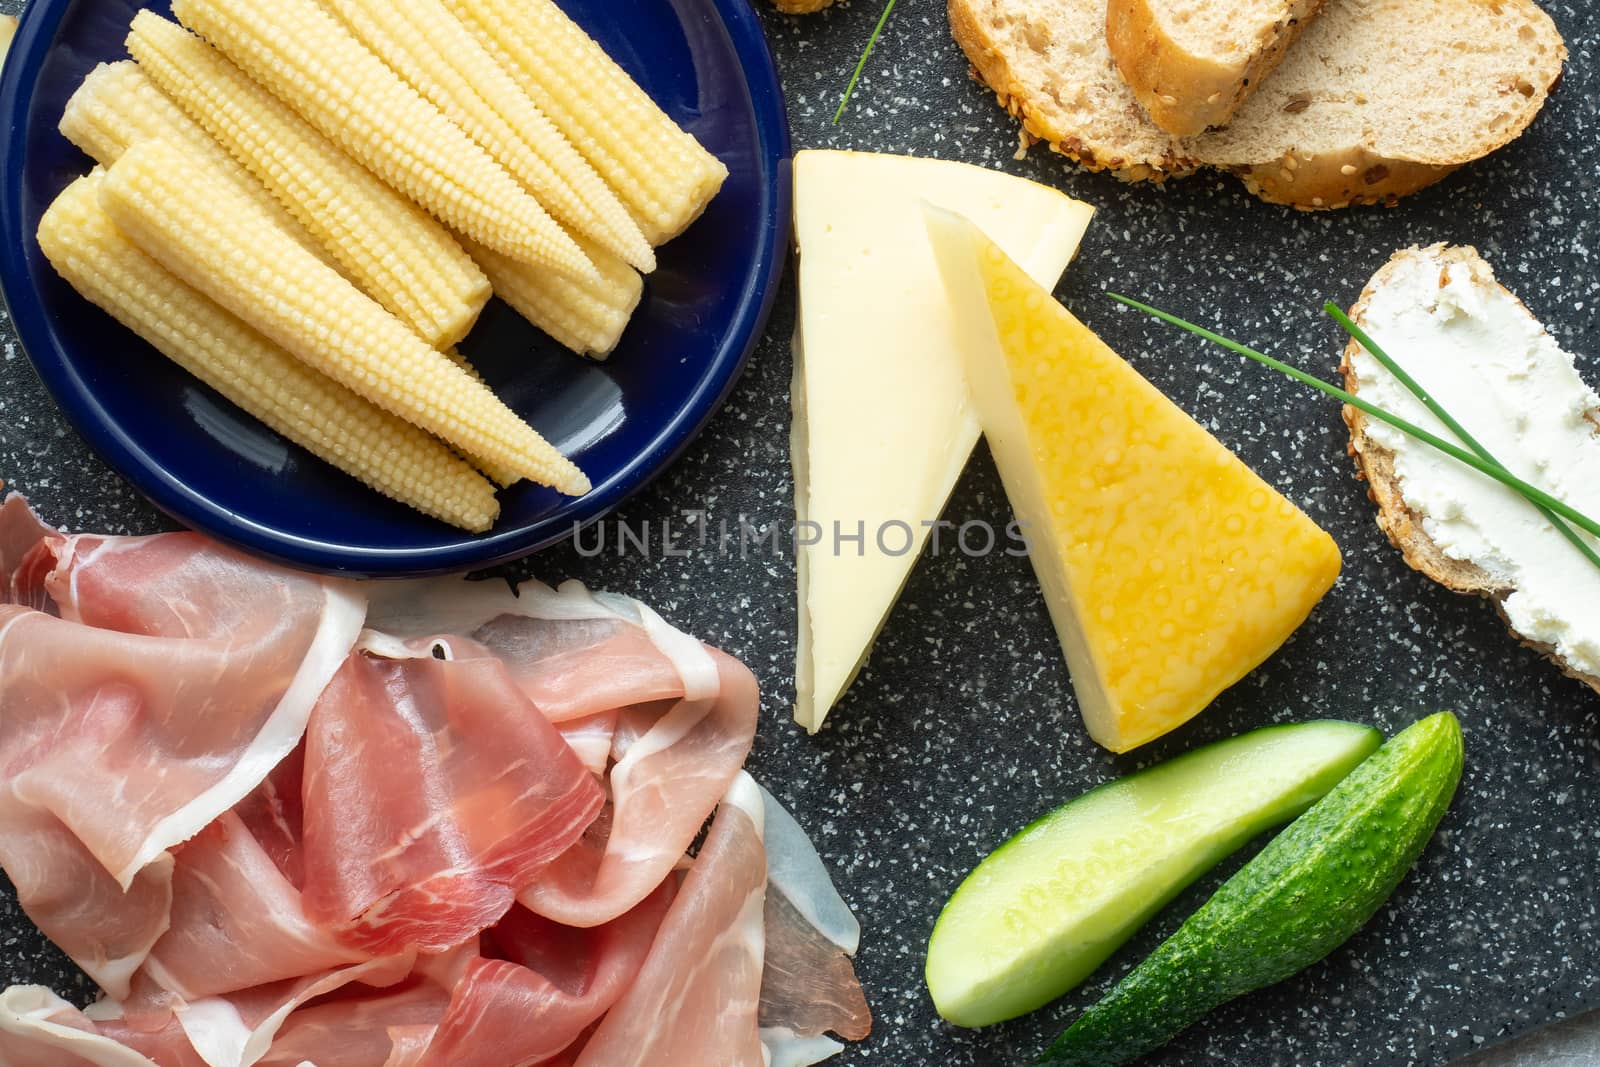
1342;244;1600;696
1192;0;1566;208
949;0;1566;207
1106;0;1327;136
949;0;1197;180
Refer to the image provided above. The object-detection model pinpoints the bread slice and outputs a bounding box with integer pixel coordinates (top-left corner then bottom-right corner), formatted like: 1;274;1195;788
1192;0;1566;208
948;0;1197;180
949;0;1566;207
1342;244;1600;697
1106;0;1327;136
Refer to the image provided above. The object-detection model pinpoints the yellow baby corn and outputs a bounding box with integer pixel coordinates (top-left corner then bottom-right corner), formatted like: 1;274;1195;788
170;0;596;280
323;0;654;274
38;172;500;532
101;139;591;496
467;235;642;359
127;12;490;349
59;61;326;266
444;0;729;246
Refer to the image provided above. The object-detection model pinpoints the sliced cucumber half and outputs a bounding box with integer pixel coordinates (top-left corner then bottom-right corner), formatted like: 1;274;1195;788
926;719;1382;1028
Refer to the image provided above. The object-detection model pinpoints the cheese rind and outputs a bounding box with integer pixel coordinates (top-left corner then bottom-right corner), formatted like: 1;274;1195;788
927;209;1342;752
791;150;1094;733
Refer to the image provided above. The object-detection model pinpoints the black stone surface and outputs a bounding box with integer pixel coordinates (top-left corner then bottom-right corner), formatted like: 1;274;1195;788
2;1;1599;1065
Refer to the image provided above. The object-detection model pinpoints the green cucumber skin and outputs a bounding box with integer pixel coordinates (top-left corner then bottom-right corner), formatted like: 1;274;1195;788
1039;712;1465;1067
927;720;1381;1028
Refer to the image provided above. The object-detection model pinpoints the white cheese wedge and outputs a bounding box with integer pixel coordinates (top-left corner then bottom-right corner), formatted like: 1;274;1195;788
791;150;1094;733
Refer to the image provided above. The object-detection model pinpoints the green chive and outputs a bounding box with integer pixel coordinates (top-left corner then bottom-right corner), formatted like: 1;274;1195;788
1326;303;1600;573
833;0;899;125
1107;293;1600;543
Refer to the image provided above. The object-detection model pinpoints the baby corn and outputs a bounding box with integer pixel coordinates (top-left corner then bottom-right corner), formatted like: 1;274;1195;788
467;236;643;359
170;0;596;280
38;172;500;532
101;139;591;496
444;0;729;246
323;0;654;274
59;61;325;266
127;12;490;349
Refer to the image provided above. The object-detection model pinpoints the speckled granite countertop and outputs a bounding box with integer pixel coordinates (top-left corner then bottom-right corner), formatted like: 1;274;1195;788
3;1;1600;1064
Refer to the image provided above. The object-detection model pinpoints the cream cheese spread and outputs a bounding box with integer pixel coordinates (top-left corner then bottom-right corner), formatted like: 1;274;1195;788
1350;246;1600;678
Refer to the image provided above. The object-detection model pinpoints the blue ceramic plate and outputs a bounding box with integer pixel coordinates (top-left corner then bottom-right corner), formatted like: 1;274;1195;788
0;0;790;577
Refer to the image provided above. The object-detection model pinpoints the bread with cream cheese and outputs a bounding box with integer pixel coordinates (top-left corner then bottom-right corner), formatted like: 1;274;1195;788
1341;244;1600;696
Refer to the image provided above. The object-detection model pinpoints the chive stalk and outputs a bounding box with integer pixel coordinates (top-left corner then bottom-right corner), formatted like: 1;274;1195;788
1325;304;1600;572
1107;293;1600;544
833;0;899;125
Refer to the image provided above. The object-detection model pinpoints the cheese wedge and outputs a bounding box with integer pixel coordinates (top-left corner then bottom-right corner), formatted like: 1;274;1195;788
792;150;1095;733
925;208;1342;752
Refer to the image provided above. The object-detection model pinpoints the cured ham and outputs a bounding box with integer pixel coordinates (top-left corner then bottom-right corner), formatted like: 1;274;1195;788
757;787;873;1048
575;773;769;1067
367;577;761;929
415;883;674;1067
0;499;869;1067
0;986;162;1067
0;500;363;996
299;642;603;954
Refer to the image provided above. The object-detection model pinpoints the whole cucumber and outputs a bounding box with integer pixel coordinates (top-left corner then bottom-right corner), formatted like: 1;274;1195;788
1039;711;1464;1066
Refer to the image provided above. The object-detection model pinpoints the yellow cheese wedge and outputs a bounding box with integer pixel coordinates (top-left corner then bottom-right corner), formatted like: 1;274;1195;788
792;150;1095;734
926;208;1342;752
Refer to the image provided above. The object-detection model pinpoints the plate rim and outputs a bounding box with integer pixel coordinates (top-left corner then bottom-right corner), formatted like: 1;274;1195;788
0;0;793;578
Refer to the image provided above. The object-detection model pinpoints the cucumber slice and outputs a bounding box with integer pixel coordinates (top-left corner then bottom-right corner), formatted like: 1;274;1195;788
1040;712;1463;1066
925;719;1382;1028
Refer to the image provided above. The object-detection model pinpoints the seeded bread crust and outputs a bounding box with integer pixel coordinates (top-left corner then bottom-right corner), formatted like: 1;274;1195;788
948;0;1198;181
1106;0;1327;136
1226;148;1459;211
1341;244;1600;696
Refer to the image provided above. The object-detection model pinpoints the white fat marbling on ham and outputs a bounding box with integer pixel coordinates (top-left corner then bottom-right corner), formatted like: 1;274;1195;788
758;786;861;956
754;786;872;1051
0;986;162;1067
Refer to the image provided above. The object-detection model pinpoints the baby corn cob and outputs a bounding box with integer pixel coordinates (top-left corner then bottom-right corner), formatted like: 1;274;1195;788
38;172;500;532
170;0;596;280
323;0;654;274
444;0;729;246
466;235;642;359
127;12;490;349
101;139;591;496
60;61;328;268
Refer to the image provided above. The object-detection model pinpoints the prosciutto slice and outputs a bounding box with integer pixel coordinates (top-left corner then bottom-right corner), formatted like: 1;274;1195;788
0;496;54;610
415;883;674;1067
575;773;769;1067
0;504;870;1067
366;577;760;929
299;640;604;954
757;787;872;1048
0;986;162;1067
142;809;367;1001
0;502;363;996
